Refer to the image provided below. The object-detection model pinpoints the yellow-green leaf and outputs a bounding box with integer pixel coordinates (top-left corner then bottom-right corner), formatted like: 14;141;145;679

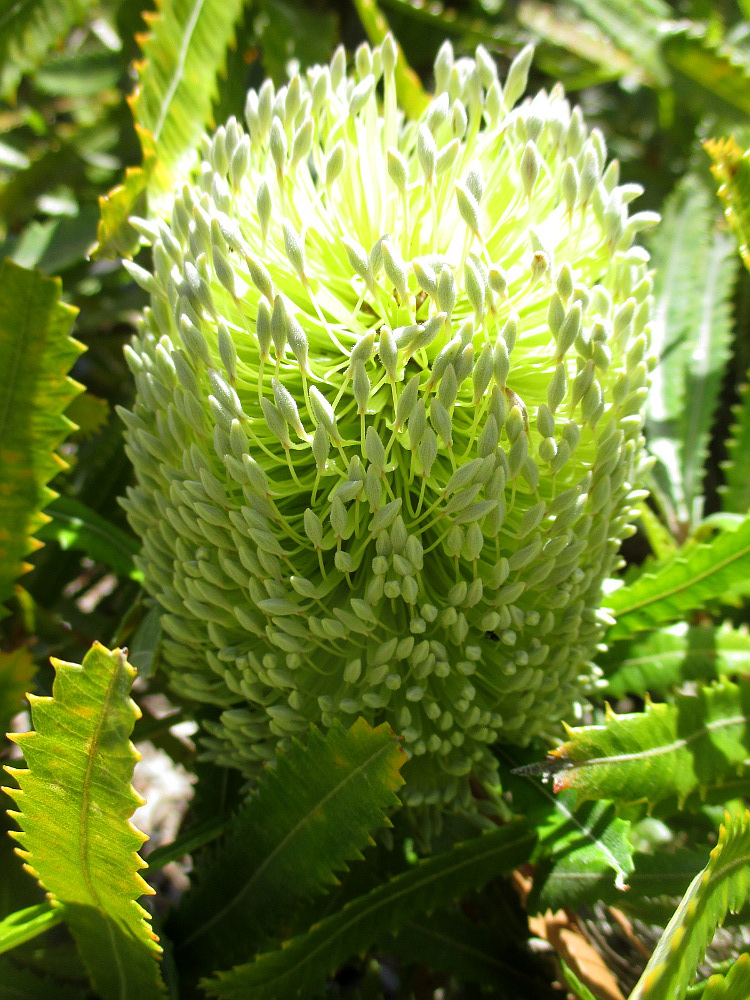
0;259;83;619
2;643;166;1000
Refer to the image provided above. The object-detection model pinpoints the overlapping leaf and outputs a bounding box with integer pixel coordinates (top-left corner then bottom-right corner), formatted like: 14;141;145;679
0;260;82;619
170;718;406;977
203;821;536;999
630;812;750;1000
2;643;165;999
535;679;750;809
96;0;246;256
607;516;750;640
602;623;750;698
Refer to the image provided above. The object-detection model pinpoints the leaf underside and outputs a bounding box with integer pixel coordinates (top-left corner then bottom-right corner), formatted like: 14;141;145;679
0;259;82;619
2;643;166;1000
170;718;406;977
630;812;750;1000
546;678;750;810
203;821;536;999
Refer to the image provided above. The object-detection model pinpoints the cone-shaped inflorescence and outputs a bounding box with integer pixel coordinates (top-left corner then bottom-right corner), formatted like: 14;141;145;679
121;38;656;816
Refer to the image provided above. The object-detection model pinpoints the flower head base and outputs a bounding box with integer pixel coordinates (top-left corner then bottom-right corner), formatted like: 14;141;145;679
121;38;655;816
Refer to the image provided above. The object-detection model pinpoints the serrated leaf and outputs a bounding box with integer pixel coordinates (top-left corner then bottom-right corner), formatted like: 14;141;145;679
702;953;750;1000
65;393;110;441
721;371;750;513
2;643;166;1000
170;718;406;977
0;902;62;956
37;495;141;580
0;0;90;100
535;678;750;810
528;796;633;912
663;27;750;121
630;812;750;1000
0;259;83;619
388;910;558;997
607;516;750;640
645;174;724;534
96;0;246;257
566;0;668;84
602;623;750;698
0;647;36;736
202;820;536;1000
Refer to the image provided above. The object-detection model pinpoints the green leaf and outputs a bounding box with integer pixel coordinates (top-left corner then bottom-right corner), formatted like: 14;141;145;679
0;903;62;956
607;516;750;640
630;812;750;1000
387;910;558;997
663;27;750;122
202;820;535;999
0;955;86;1000
528;796;633;912
170;718;406;977
0;647;36;736
96;0;247;257
532;678;750;810
646;174;716;537
566;0;668;84
0;259;83;619
702;954;750;1000
602;623;750;698
2;643;166;1000
0;0;90;100
37;495;142;580
706;137;750;274
721;371;750;514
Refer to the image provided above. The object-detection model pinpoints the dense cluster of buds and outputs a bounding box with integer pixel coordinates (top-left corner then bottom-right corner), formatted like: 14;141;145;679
121;37;655;816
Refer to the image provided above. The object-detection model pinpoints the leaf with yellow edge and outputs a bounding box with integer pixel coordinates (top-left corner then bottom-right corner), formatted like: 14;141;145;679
630;812;750;1000
95;0;246;257
0;259;83;619
706;136;750;273
2;643;166;1000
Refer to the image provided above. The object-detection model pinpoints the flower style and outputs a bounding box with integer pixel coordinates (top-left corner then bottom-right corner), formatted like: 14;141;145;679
121;37;656;816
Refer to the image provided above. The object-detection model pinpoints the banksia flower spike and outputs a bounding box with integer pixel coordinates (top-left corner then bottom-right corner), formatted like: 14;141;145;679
121;38;656;819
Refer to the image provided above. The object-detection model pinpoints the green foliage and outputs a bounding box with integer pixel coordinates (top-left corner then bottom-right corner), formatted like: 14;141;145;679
203;821;536;999
0;902;61;956
170;718;406;977
630;812;750;1000
602;623;750;698
0;0;90;99
540;678;750;809
37;495;141;580
2;643;166;999
0;260;82;618
662;27;750;121
96;0;247;257
0;647;36;736
607;517;750;639
566;0;668;83
644;174;737;532
702;954;750;1000
721;373;750;514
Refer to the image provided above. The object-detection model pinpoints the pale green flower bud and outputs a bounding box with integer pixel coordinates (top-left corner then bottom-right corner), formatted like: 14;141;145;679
123;38;655;817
